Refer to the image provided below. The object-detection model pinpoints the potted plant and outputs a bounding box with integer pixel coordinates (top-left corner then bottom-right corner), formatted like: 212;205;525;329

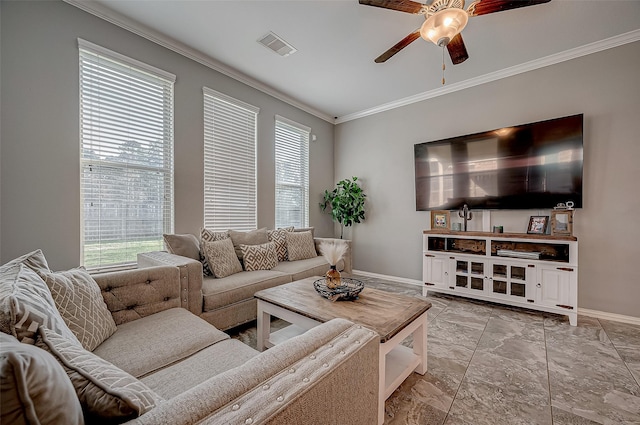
320;177;366;239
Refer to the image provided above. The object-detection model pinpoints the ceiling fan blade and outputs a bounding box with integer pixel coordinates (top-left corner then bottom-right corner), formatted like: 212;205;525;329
470;0;551;16
446;33;469;65
374;30;421;63
359;0;424;14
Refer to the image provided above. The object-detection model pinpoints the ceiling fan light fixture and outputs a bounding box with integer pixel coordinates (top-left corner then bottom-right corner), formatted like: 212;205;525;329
420;8;469;47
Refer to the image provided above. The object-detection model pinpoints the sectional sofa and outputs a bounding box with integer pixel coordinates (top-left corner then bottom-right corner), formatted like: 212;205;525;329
0;250;377;424
137;228;352;330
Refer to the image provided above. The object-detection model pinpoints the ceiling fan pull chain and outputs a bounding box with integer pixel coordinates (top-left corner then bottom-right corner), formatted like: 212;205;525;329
442;45;446;85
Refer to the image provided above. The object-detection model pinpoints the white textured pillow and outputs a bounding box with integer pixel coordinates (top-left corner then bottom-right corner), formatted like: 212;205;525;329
37;267;117;352
203;238;243;278
241;242;278;271
0;262;79;346
37;327;162;422
285;231;317;261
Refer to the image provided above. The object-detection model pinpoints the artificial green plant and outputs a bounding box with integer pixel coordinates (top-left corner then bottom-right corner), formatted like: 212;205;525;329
320;176;366;239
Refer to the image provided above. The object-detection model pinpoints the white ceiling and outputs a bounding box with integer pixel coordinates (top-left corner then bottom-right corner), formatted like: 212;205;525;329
72;0;640;122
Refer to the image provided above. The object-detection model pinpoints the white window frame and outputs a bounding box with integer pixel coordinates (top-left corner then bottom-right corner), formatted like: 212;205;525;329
203;88;259;231
79;39;175;271
275;115;310;229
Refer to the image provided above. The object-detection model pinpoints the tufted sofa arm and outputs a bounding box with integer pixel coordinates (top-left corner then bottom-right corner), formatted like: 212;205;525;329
313;237;352;274
137;251;203;316
93;266;181;326
125;319;379;425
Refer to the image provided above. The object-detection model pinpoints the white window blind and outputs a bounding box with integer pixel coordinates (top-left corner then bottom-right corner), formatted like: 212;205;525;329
203;88;259;231
275;116;310;229
79;39;175;271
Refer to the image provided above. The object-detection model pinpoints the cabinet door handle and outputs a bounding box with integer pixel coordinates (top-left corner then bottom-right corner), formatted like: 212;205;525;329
557;267;574;272
449;256;456;260
425;282;435;286
449;286;455;290
536;283;541;288
424;254;435;257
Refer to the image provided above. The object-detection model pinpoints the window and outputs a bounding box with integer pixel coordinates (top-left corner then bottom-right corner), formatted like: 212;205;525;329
203;88;259;231
275;116;310;228
79;39;175;270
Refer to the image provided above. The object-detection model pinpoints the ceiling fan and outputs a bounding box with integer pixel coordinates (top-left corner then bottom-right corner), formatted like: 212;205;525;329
360;0;551;66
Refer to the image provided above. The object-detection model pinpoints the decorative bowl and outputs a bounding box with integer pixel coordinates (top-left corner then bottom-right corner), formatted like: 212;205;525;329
313;277;364;302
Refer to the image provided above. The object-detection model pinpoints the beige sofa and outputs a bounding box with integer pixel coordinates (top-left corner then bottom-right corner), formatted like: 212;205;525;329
138;231;352;330
1;255;378;425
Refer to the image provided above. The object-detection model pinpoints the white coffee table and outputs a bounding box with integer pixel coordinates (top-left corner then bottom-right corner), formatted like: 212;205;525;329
255;277;431;425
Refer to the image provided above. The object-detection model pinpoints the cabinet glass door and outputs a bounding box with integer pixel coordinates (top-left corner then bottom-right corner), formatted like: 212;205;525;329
455;260;485;291
491;263;528;298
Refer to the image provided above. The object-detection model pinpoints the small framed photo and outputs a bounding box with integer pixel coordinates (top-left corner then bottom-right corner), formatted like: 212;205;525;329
431;210;450;230
550;210;573;236
527;215;549;234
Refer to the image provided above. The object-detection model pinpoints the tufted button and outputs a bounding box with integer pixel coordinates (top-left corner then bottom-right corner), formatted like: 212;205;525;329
232;404;240;411
303;377;309;383
328;343;333;348
127;305;136;310
245;418;253;425
355;340;361;344
164;297;170;301
183;298;187;302
356;325;362;329
289;368;295;374
323;363;329;368
343;334;349;338
262;384;270;390
340;350;345;355
276;396;284;402
146;280;151;284
105;286;112;292
309;355;316;360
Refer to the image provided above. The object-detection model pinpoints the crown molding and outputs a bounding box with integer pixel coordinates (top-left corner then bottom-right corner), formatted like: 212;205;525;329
63;0;336;124
336;29;640;124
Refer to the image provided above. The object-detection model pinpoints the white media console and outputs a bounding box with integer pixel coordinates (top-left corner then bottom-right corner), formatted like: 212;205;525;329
422;230;578;326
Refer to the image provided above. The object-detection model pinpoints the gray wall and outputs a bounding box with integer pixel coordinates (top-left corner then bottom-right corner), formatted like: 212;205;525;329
335;41;640;318
0;0;335;270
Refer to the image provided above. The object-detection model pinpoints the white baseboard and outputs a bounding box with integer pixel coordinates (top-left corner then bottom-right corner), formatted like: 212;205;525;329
353;270;640;326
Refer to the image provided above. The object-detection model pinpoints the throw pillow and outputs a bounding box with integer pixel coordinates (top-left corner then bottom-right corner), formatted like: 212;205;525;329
267;227;294;262
36;327;161;422
163;233;200;260
0;332;84;425
293;227;315;238
1;249;51;273
0;263;79;346
228;228;269;260
202;239;243;278
37;267;117;352
285;231;317;261
240;242;278;272
200;229;230;276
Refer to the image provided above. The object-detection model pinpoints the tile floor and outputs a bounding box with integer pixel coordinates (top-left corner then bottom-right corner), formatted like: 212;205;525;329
230;275;640;425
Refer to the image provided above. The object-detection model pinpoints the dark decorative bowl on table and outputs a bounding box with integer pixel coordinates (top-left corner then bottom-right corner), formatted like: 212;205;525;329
313;277;364;302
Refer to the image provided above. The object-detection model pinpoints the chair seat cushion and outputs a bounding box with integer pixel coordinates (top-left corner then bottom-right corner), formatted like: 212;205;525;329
92;308;228;378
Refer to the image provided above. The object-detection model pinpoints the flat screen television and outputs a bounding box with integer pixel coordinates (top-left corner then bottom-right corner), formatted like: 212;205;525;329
414;114;583;211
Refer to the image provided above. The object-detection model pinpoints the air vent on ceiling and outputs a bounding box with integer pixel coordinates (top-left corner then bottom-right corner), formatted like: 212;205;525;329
257;32;297;57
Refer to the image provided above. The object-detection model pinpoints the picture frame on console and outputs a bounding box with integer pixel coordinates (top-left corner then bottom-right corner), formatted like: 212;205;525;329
527;216;549;234
430;210;450;230
550;210;573;236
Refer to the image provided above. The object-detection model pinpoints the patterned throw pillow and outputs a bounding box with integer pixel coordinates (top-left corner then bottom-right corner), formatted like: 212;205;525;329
37;267;117;352
0;262;80;345
285;231;318;261
241;242;278;271
200;229;229;276
37;327;161;422
267;227;294;262
202;238;243;278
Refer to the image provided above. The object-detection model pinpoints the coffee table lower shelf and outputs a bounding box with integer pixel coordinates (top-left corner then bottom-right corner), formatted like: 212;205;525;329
257;300;428;425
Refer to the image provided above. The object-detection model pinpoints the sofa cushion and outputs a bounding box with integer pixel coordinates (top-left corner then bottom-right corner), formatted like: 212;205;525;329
271;256;340;281
36;267;117;352
286;231;317;261
163;233;200;260
141;339;258;399
202;271;291;311
37;327;160;423
0;262;79;345
200;229;229;276
0;332;84;425
293;226;315;237
228;228;269;260
203;238;243;278
241;242;278;272
267;227;294;262
92;308;229;378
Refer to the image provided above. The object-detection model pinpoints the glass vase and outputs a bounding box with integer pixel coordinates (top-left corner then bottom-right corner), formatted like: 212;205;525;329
325;265;341;289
